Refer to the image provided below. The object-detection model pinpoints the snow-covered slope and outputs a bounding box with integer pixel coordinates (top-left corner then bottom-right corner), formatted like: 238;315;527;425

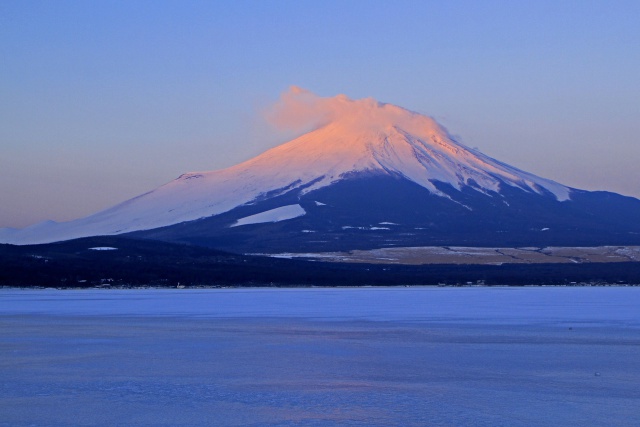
1;89;573;245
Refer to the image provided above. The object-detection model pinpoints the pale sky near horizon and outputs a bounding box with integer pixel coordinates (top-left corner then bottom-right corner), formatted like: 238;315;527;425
1;0;639;228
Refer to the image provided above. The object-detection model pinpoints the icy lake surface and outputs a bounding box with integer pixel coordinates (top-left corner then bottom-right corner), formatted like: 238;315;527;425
1;287;639;426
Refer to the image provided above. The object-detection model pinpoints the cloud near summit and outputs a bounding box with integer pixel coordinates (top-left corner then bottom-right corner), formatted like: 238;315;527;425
264;86;349;132
264;86;440;136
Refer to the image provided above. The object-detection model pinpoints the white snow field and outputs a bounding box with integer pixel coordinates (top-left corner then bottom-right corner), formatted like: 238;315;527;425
1;286;639;426
266;245;640;265
231;204;306;227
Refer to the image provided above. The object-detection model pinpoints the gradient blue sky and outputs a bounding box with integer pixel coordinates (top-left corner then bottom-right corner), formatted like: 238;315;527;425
1;0;639;228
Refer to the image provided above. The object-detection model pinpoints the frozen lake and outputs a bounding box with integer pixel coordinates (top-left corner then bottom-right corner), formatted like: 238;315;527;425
1;287;640;426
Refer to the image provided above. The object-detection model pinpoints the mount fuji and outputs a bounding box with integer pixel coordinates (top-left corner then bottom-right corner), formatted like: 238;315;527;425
2;88;640;253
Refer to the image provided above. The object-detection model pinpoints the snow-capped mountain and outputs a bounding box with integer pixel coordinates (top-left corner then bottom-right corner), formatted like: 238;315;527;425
2;89;640;252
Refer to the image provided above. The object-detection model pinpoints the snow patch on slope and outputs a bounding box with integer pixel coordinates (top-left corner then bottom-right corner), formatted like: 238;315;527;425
231;205;306;227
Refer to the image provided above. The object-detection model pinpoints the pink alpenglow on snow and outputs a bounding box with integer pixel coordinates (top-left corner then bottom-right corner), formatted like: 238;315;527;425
0;88;572;245
261;86;570;200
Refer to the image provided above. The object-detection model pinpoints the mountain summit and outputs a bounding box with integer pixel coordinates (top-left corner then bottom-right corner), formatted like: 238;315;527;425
2;88;639;251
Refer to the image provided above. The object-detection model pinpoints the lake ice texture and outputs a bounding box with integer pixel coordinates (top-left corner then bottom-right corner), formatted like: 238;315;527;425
1;286;639;426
